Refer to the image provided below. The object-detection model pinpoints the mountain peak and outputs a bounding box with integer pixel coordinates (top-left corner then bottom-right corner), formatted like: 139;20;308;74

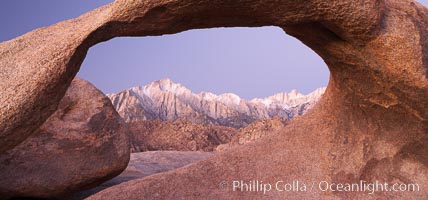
108;79;326;127
289;89;303;97
153;78;176;89
157;78;173;85
142;78;192;96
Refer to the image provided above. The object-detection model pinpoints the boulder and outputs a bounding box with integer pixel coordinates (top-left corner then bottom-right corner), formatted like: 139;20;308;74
66;151;213;200
0;78;130;199
0;0;427;199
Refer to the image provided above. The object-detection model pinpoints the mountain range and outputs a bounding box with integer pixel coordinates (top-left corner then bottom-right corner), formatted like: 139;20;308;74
107;78;325;128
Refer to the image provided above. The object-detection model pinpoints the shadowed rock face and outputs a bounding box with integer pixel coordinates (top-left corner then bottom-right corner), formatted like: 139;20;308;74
0;0;427;199
0;78;130;199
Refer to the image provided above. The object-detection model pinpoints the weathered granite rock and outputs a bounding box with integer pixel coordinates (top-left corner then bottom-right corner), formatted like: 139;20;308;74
0;0;382;154
112;151;213;185
216;117;287;151
1;0;427;199
66;151;213;200
0;78;130;199
128;120;237;152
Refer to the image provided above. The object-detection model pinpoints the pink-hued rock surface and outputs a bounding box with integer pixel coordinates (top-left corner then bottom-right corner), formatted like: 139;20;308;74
128;120;237;152
0;78;130;199
216;117;288;151
0;0;427;199
67;151;213;200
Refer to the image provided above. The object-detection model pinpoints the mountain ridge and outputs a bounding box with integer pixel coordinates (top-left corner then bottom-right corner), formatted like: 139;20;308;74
107;78;325;128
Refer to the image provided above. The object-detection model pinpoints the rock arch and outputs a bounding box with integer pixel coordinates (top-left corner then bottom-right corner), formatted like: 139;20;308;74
0;0;427;199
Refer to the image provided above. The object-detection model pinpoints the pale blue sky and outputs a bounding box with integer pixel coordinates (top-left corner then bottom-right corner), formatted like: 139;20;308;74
2;1;427;99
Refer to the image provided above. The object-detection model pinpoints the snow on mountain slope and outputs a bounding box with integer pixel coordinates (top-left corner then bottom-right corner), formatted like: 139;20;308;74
108;78;325;128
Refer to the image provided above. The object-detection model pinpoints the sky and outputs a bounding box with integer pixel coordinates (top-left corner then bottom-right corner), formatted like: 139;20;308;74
1;1;428;99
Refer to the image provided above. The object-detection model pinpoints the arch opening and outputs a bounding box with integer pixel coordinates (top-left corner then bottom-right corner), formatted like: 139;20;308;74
1;0;428;199
78;26;329;99
77;26;330;130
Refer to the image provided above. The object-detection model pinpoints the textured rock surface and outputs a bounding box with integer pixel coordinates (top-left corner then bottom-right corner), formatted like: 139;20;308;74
128;120;237;152
0;78;130;199
216;117;288;151
122;151;213;178
68;151;212;200
108;78;324;128
1;0;427;199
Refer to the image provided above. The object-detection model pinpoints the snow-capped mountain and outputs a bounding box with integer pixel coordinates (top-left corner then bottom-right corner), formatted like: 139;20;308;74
107;78;325;128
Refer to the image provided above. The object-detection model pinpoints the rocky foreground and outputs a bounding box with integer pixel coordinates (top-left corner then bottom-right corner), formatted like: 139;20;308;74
128;120;237;152
127;117;288;153
0;0;427;199
68;151;213;200
0;79;130;198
